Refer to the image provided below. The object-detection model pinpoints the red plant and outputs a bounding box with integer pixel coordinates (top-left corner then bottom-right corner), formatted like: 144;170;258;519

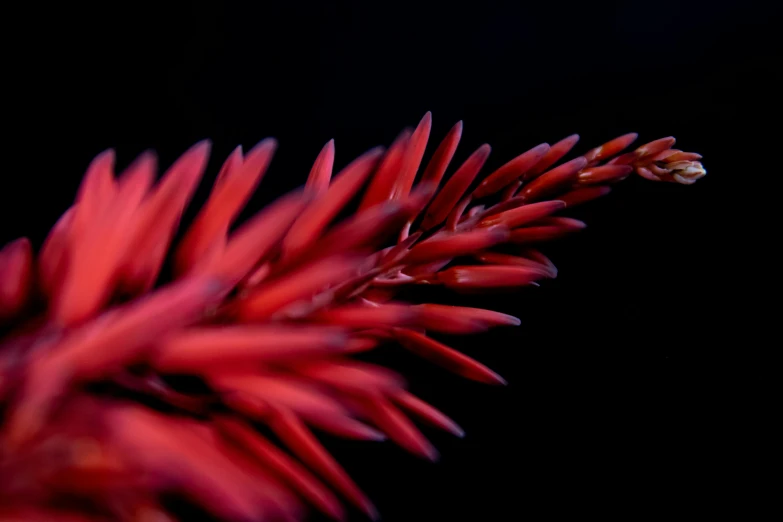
0;113;705;521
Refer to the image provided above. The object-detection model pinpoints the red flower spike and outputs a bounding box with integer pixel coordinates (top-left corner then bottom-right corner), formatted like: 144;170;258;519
0;112;706;521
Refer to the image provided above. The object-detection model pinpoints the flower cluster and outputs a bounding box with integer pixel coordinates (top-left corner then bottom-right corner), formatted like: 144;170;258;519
0;113;705;521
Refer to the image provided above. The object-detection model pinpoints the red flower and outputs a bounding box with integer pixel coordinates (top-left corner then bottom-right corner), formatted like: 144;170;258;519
0;113;705;521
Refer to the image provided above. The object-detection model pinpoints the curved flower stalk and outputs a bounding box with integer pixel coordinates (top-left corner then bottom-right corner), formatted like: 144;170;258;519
0;112;705;521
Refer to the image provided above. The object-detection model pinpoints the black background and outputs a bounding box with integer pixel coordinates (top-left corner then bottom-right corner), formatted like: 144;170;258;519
1;0;774;520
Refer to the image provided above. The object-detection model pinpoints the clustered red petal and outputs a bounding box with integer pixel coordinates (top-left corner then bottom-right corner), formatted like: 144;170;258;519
0;113;705;521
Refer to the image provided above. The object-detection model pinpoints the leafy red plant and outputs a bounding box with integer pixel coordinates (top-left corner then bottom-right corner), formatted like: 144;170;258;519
0;113;705;521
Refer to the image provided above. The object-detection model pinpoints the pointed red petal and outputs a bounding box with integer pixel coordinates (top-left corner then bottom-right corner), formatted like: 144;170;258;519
176;138;276;274
634;136;676;159
664;151;702;162
214;145;244;188
197;189;309;284
213;374;351;422
310;201;411;259
53;152;156;325
360;396;438;460
393;390;464;437
420;144;491;230
435;265;551;289
392;328;506;385
527;134;580;177
153;326;347;372
583;133;638;165
70;149;116;240
237;256;364;321
478;200;565;229
58;277;226;379
296;361;405;396
120;140;212;293
419;120;462;187
414;303;520;334
311;303;420;329
270;409;378;519
281;147;384;260
558;186;612;207
508;221;584;244
217;417;347;521
0;238;33;319
37;207;75;297
389;112;432;200
472;143;549;198
358;129;412;212
473;251;558;277
577;164;633;185
516;156;587;203
305;139;336;194
404;227;509;265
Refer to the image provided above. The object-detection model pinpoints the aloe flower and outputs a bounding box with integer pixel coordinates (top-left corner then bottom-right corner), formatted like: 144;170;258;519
0;112;705;521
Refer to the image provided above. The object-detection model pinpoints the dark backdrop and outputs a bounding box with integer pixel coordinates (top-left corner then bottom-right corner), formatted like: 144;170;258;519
1;0;774;520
